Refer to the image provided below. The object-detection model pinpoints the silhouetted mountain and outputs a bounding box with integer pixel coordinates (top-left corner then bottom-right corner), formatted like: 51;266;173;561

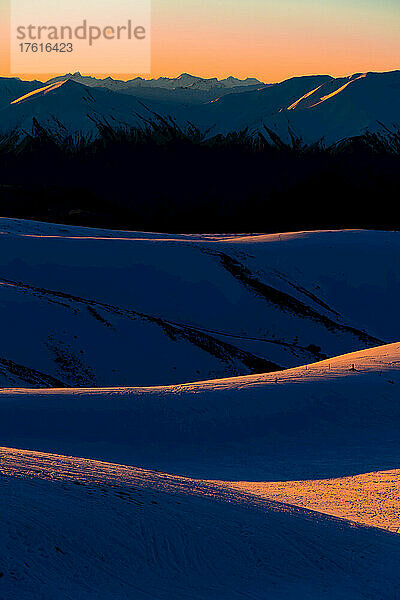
0;76;42;105
43;72;266;105
2;70;400;141
0;79;172;132
47;71;264;90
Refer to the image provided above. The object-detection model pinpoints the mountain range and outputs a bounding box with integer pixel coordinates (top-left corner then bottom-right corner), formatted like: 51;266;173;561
1;69;400;142
48;71;264;91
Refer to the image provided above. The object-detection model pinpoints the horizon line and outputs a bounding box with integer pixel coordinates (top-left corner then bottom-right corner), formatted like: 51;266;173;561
2;67;400;86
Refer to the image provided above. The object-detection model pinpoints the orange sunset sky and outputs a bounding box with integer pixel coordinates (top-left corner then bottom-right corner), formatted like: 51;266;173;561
1;0;399;83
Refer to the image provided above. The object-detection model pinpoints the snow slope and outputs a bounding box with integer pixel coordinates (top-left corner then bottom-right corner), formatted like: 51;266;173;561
3;219;400;598
1;342;400;480
198;70;400;140
2;70;400;141
1;219;399;388
2;447;400;600
0;79;178;133
0;77;42;109
282;70;400;143
200;74;333;131
226;468;400;533
3;345;400;599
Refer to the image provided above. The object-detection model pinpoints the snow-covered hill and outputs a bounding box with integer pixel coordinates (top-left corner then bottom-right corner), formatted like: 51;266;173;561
0;77;42;108
281;70;400;143
201;74;333;131
2;343;400;598
0;79;167;133
227;467;400;533
1;218;399;388
200;70;400;140
3;218;400;599
1;341;400;480
1;445;400;600
2;70;400;140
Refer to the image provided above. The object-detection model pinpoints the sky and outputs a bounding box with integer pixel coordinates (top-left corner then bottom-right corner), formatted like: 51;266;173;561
1;0;399;82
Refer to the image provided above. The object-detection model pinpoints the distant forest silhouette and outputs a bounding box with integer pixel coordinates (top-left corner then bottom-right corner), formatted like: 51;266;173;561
0;115;399;233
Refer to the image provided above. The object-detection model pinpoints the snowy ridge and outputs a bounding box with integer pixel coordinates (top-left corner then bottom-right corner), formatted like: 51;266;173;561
10;80;68;105
1;218;398;388
47;71;264;90
1;341;400;481
3;341;400;599
3;217;400;598
1;70;400;141
225;467;400;533
2;447;400;600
